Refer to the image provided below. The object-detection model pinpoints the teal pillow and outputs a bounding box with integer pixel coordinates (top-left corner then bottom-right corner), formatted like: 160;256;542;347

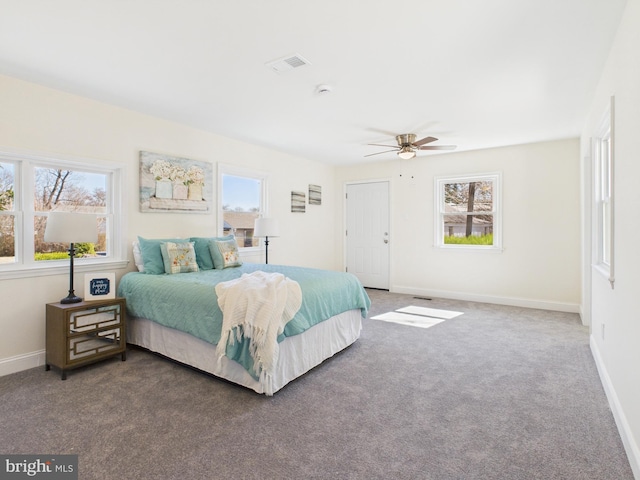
190;235;233;270
209;237;243;269
160;241;199;274
137;236;188;275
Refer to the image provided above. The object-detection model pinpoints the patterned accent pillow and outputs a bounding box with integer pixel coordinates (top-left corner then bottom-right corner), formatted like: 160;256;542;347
190;235;234;270
160;241;199;274
209;238;243;269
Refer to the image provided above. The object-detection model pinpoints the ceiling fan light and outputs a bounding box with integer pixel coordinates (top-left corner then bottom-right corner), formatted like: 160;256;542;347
398;147;415;160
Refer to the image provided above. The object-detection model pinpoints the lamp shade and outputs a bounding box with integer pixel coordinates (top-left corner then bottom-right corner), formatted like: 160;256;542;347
254;218;280;237
44;212;98;244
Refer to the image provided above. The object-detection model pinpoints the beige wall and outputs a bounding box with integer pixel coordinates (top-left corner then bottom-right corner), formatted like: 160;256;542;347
336;138;581;311
0;74;338;372
581;0;640;475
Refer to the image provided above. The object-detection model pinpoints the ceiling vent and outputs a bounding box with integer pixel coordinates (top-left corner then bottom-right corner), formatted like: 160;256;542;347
266;54;311;74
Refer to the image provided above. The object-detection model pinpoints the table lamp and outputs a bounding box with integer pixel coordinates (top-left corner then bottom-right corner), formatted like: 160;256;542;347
253;218;280;264
44;212;98;304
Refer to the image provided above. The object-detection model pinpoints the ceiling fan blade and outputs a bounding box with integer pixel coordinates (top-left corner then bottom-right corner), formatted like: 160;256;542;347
365;127;403;138
418;145;457;151
364;149;399;157
367;143;399;148
413;136;438;146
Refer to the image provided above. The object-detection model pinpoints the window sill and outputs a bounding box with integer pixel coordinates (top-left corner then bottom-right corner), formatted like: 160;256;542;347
239;246;261;253
0;259;130;281
435;245;504;253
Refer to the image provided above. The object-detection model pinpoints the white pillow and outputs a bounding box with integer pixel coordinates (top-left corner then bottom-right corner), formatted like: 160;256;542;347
132;241;145;272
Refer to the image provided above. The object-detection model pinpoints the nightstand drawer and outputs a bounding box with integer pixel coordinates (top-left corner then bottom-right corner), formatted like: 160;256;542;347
70;305;121;333
69;327;123;362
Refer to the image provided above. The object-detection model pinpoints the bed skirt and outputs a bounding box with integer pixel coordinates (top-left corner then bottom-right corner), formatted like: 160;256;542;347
127;309;362;395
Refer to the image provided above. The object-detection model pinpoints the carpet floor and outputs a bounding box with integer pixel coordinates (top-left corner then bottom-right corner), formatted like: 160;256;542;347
0;290;634;480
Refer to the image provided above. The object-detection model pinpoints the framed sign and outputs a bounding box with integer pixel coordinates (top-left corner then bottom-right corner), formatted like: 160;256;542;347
84;273;116;300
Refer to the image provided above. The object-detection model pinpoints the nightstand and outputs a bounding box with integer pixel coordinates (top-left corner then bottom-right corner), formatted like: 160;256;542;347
45;297;127;380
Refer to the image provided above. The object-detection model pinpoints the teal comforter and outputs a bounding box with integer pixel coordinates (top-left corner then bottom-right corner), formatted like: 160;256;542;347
117;263;370;377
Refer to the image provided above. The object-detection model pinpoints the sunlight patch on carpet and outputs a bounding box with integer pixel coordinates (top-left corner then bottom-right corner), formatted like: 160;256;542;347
371;306;463;329
396;306;463;319
371;312;445;329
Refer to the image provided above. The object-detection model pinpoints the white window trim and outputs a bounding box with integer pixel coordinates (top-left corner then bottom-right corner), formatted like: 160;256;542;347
217;163;269;253
0;148;128;280
434;172;503;252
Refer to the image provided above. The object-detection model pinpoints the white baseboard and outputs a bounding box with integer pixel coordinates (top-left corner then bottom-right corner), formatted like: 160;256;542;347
590;336;640;479
0;350;46;377
391;285;580;313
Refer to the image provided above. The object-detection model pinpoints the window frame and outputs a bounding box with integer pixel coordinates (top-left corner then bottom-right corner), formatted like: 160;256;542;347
0;148;127;280
593;96;615;288
434;172;503;251
217;163;269;253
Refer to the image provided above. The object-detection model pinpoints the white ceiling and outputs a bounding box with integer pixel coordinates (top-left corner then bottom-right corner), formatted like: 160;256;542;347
0;0;628;165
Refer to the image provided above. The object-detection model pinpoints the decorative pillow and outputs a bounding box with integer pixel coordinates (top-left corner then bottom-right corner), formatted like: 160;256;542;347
137;236;189;275
132;241;144;272
190;235;234;270
160;242;199;274
209;237;242;269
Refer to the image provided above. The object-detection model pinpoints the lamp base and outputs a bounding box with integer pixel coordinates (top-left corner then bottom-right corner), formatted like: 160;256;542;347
61;243;82;304
60;294;83;304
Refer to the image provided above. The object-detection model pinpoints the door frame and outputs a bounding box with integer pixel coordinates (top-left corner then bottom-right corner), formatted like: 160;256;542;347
343;178;392;289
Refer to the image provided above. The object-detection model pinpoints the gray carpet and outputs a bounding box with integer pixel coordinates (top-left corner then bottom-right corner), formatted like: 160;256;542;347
0;290;633;480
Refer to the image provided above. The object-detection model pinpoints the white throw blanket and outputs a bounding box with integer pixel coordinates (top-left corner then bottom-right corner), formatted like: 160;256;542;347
215;271;302;393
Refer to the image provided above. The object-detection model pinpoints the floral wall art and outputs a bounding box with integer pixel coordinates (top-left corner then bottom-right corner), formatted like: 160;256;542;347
139;151;213;213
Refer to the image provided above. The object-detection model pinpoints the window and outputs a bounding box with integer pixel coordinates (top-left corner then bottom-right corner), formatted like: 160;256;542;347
594;96;615;287
0;161;15;264
0;150;125;278
218;165;267;248
435;173;502;250
596;131;612;267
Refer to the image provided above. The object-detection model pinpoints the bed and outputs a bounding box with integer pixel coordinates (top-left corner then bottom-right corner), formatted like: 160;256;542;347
117;243;370;395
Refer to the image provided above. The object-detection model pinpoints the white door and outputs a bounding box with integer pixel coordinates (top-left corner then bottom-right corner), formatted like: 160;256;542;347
346;181;390;289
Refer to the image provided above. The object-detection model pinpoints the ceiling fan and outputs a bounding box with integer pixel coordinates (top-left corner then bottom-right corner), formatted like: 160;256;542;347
365;134;457;159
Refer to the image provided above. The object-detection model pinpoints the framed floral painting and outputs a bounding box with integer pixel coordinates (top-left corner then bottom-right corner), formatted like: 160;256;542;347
139;151;213;213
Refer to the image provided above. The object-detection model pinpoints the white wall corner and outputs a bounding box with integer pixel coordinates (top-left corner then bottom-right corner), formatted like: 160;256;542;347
578;303;590;327
590;335;640;479
0;350;46;377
